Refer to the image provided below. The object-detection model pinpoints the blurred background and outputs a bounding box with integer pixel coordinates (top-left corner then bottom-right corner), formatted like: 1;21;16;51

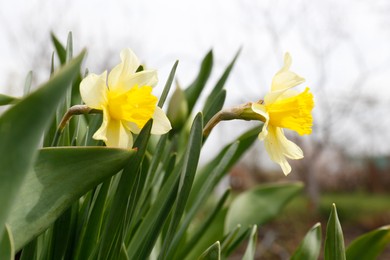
1;0;389;258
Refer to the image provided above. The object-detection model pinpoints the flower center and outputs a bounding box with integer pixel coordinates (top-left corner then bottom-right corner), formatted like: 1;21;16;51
266;88;314;135
107;86;157;128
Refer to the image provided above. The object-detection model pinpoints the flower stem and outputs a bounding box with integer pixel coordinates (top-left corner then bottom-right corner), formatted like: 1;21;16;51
51;105;101;146
202;102;266;137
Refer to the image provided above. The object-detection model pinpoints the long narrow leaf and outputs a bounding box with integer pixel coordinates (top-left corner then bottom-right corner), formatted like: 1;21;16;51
189;126;260;207
198;241;221;260
225;182;303;232
184;50;213;113
346;225;390;260
97;121;152;260
176;189;230;259
203;89;226;125
160;113;203;259
291;223;322;260
7;147;133;251
0;94;19;106
50;32;66;65
242;225;258;260
167;143;239;259
158;60;179;108
203;48;240;121
324;204;346;260
0;225;14;260
23;71;33;96
0;51;85;237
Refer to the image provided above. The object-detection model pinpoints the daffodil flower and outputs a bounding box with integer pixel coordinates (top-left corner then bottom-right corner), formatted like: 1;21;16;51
80;48;172;148
251;53;314;175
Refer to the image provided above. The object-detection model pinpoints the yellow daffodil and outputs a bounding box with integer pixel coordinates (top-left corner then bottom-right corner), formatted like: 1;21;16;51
251;53;314;175
80;48;172;148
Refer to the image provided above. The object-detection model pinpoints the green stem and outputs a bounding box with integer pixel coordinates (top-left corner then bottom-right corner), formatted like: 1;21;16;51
202;102;265;137
51;105;101;147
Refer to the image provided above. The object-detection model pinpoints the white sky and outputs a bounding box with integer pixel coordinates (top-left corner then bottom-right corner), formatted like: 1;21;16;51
1;0;390;161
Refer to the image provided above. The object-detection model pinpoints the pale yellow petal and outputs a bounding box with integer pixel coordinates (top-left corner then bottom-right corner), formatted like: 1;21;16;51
80;71;108;109
108;48;141;90
105;119;133;148
275;128;304;159
120;70;158;92
125;121;141;134
269;53;305;100
251;103;269;140
151;107;172;135
92;108;110;142
263;126;292;175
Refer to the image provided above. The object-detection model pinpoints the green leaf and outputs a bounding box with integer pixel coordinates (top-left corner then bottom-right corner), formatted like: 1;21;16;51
184;50;213;113
19;239;37;260
324;203;346;260
167;85;188;130
97;120;152;260
223;227;251;257
161;113;203;258
0;51;85;237
185;208;227;260
221;224;241;253
126;160;182;259
203;89;226;125
75;181;110;260
0;225;14;260
205;48;240;107
168;143;238;259
65;32;73;63
189;126;260;208
291;223;322;260
50;32;67;65
23;71;33;96
177;189;231;259
225;182;303;232
242;225;258;260
0;94;19;106
158;60;178;108
198;241;221;260
346;225;390;260
7;147;134;251
203;48;240;122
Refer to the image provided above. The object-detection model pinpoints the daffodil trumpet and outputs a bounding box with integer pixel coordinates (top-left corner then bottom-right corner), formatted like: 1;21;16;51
203;53;314;175
79;48;172;148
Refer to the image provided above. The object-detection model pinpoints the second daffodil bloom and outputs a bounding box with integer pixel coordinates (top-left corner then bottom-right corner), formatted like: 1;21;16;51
251;53;314;175
80;48;172;148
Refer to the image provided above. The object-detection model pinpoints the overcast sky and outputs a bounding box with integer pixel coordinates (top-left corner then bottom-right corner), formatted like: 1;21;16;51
1;0;390;161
